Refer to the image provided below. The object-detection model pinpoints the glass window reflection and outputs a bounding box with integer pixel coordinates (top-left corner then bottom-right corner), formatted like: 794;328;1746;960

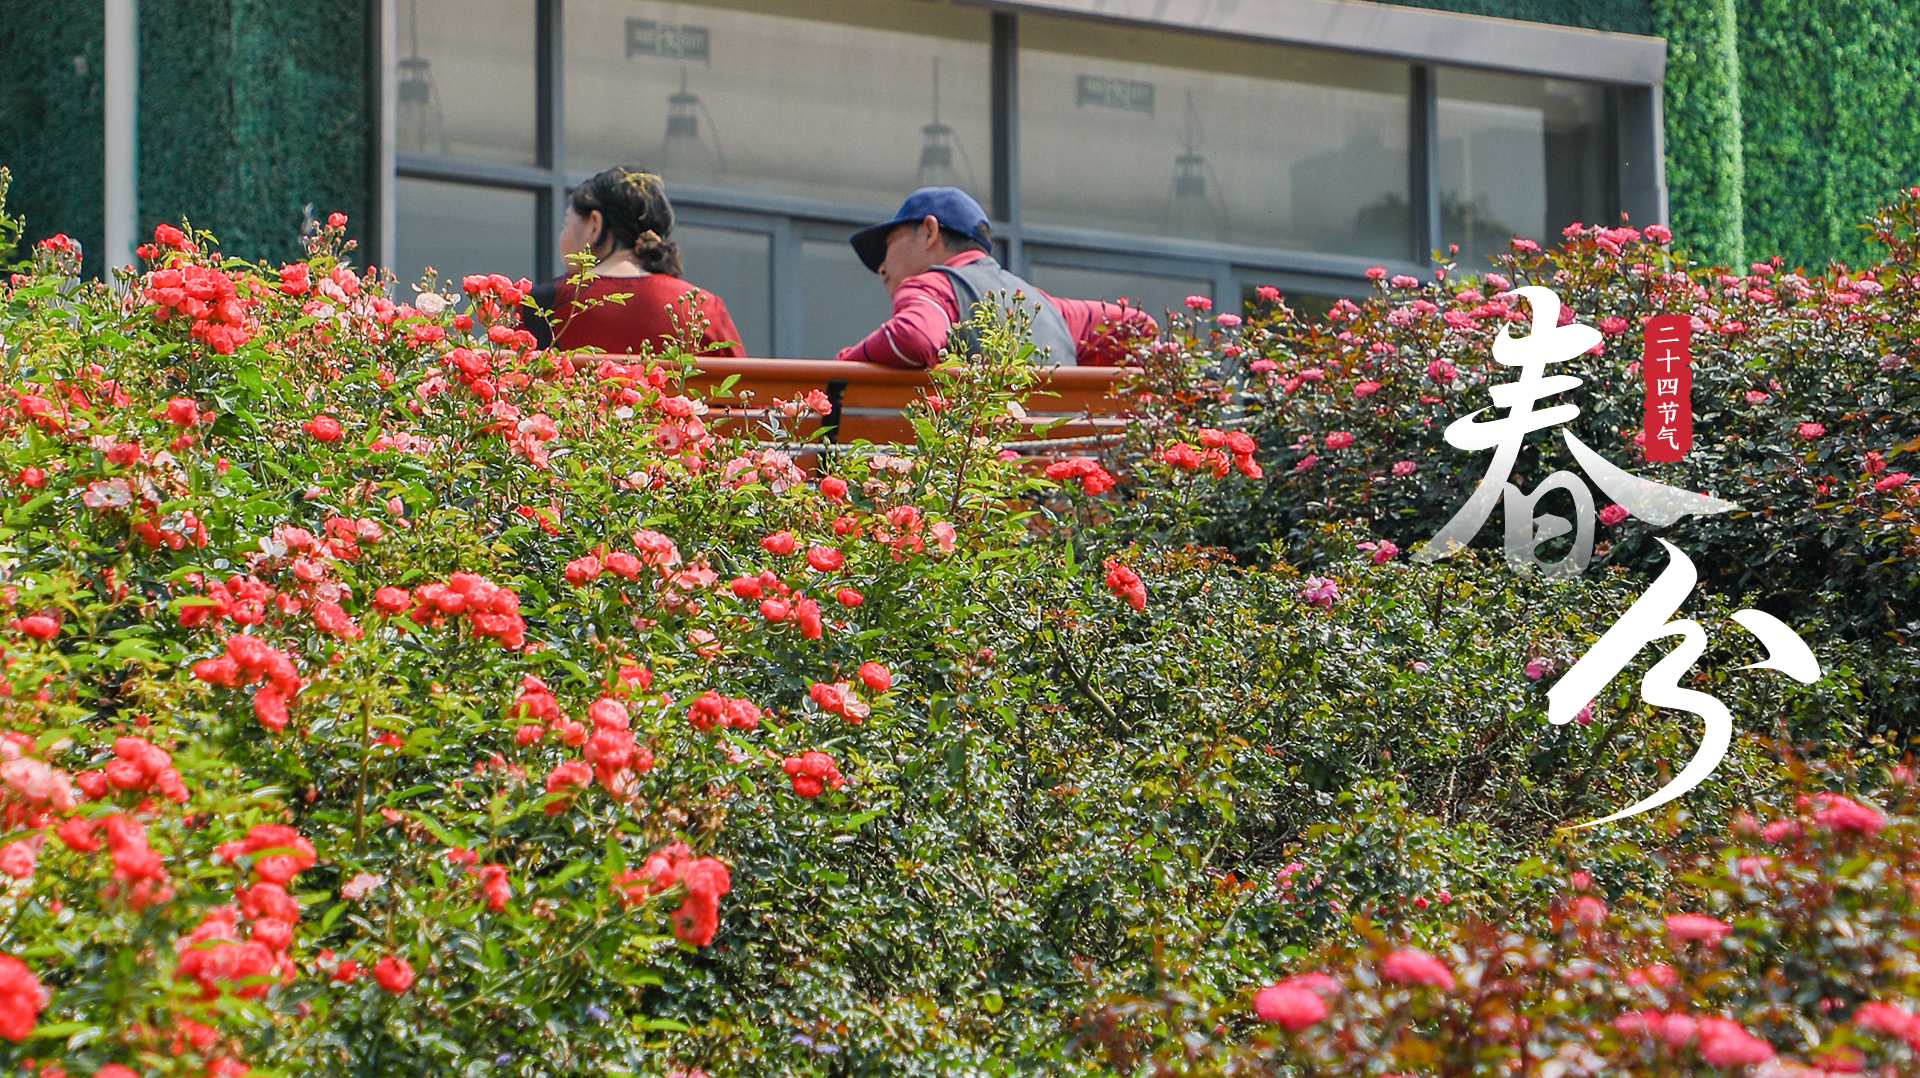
393;178;538;294
1026;262;1211;326
566;0;991;213
673;223;772;356
1019;14;1411;259
1437;69;1609;267
395;0;538;164
800;235;896;359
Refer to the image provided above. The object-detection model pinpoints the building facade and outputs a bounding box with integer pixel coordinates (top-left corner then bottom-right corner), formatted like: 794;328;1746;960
11;1;1913;358
381;0;1662;357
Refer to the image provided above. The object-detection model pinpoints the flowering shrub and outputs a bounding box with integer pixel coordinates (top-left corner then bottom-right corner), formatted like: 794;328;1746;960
0;171;1907;1077
1102;198;1920;727
1074;752;1920;1078
0;193;1033;1074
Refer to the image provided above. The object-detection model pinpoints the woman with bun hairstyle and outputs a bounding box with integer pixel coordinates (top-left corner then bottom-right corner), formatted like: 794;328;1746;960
525;166;745;357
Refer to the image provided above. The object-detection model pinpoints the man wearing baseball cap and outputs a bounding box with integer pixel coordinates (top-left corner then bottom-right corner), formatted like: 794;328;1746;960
837;187;1155;367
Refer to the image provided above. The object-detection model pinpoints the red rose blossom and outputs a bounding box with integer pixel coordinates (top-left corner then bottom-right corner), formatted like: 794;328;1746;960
302;415;343;443
0;955;44;1041
373;955;414;994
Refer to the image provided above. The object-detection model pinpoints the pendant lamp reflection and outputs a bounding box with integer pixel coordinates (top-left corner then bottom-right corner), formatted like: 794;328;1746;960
395;0;447;155
1165;91;1228;240
915;57;977;193
662;67;724;184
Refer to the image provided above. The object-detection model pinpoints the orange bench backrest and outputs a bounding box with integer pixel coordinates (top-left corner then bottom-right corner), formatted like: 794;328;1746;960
684;358;1135;445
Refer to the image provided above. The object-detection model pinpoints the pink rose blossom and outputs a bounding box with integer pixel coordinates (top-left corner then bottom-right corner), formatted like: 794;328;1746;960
1763;819;1802;843
1665;912;1732;944
1696;1017;1775;1065
1811;793;1884;834
1252;984;1327;1030
1380;948;1454;989
341;872;386;899
0;840;37;879
1853;1001;1920;1046
1571;895;1608;925
1299;576;1340;609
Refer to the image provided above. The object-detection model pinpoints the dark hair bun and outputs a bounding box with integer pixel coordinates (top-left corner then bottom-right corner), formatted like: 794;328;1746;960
569;167;683;277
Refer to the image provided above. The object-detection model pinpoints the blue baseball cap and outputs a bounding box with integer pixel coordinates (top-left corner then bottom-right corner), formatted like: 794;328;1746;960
849;187;992;272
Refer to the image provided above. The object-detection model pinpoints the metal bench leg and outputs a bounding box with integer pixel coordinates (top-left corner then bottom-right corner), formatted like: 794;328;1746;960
822;378;847;445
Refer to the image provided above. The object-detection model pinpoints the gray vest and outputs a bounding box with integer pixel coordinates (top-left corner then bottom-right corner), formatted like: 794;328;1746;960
932;256;1078;367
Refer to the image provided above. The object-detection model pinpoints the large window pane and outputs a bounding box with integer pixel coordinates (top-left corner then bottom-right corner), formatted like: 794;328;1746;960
800;236;894;359
395;0;538;164
394;178;539;294
1027;262;1210;326
1437;69;1609;267
674;223;772;356
1020;14;1410;259
566;0;991;213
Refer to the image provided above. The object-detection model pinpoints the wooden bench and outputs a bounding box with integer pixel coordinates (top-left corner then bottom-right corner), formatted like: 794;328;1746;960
683;358;1137;448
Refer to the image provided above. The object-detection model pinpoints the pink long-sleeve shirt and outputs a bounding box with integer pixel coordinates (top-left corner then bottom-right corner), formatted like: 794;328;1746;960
834;250;1157;367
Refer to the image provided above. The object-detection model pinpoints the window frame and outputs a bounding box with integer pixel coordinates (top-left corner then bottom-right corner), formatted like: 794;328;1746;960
379;0;1664;357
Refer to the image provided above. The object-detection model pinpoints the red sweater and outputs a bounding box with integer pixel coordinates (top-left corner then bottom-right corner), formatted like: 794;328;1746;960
835;250;1156;367
526;274;745;357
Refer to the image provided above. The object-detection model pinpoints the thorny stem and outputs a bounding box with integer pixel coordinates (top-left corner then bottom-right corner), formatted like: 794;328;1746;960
1052;628;1119;723
946;370;981;523
354;693;372;853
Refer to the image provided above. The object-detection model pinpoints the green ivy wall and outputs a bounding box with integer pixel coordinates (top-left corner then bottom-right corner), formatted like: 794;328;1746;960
1731;1;1920;270
1379;0;1649;34
1650;0;1747;266
3;1;1916;274
1399;0;1920;269
0;3;108;278
0;0;371;274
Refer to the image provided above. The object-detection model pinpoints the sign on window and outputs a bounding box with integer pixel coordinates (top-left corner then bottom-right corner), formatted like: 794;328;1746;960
627;19;710;64
1076;75;1154;115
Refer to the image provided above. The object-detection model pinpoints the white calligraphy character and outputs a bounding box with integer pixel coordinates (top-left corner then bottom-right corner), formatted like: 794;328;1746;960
1414;286;1738;578
1547;540;1822;828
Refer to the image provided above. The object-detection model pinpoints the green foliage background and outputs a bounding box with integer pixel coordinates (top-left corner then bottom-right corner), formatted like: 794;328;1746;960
135;0;373;266
1731;0;1920;270
1384;0;1649;33
1650;0;1746;267
0;0;107;279
0;0;372;275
